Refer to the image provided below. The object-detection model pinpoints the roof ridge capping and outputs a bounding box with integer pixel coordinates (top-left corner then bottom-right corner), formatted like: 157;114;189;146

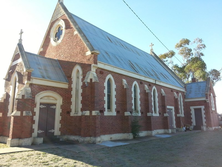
150;51;185;87
58;1;97;54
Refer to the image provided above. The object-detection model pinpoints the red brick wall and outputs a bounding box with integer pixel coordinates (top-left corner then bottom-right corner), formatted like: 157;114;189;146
94;68;185;135
39;15;96;65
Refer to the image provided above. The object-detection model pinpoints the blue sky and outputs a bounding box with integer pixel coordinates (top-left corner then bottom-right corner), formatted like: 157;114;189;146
0;0;222;113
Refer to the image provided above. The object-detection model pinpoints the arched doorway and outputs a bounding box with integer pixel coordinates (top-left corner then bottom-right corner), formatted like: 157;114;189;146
32;91;63;139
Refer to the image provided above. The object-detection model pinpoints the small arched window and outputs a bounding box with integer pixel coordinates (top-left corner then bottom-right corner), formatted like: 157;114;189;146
134;85;137;111
74;70;80;113
151;87;159;116
211;93;215;110
178;93;184;115
131;81;141;116
71;65;82;116
8;73;18;116
104;74;116;116
107;78;111;110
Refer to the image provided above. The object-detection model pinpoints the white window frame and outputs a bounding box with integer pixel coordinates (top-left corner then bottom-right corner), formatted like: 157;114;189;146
177;93;184;117
50;19;65;46
131;81;141;116
104;74;116;116
211;93;215;111
151;86;159;116
71;65;83;116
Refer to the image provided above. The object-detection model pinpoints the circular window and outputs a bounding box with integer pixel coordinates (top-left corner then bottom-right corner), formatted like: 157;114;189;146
50;19;65;46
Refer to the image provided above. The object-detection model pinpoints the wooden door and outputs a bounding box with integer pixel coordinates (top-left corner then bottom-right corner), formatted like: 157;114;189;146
37;103;56;138
167;108;174;129
194;108;203;130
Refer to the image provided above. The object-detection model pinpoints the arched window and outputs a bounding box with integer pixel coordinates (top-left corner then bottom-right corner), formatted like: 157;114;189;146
132;81;141;116
134;85;137;111
107;78;111;110
211;93;215;110
151;87;159;116
74;70;80;112
178;93;184;115
8;73;18;116
104;74;116;116
71;65;82;116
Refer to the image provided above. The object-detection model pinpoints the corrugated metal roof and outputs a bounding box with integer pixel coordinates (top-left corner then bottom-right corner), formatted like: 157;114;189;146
185;81;206;99
25;52;68;83
71;14;183;88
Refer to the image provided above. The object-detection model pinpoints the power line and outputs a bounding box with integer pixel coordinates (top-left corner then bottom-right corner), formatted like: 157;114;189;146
122;0;183;64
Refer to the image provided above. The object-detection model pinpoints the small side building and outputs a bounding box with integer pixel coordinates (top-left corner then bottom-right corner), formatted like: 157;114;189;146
185;78;219;130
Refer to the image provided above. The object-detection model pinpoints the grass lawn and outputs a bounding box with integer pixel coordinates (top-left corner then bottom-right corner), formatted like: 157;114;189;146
0;143;8;149
0;131;222;167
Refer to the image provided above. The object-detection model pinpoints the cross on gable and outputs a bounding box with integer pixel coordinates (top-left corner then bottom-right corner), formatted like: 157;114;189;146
54;26;63;42
19;29;23;44
149;43;154;53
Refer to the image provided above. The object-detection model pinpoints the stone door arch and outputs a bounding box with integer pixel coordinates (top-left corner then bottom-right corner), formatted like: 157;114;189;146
32;91;63;138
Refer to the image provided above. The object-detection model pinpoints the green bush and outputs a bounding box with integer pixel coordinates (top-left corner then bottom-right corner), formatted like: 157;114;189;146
131;118;141;138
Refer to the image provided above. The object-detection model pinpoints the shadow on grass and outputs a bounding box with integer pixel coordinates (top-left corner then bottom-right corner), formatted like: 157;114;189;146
1;131;222;167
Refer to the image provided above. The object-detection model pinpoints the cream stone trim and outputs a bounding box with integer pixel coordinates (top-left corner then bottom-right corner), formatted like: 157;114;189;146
131;81;141;116
50;19;65;46
12;58;22;66
190;106;206;128
97;62;185;92
11;111;21;116
7;137;33;147
139;129;174;137
82;111;90;116
104;74;116;116
122;79;128;88
92;110;100;115
151;86;159;116
84;71;99;85
74;30;78;35
70;65;83;116
164;113;169;116
0;93;6;102
61;133;133;143
23;111;32;116
8;73;18;116
18;85;32;99
32;91;63;137
0;113;2;117
185;97;206;101
31;78;68;88
174;92;178;98
124;111;131;116
144;85;150;93
161;89;166;96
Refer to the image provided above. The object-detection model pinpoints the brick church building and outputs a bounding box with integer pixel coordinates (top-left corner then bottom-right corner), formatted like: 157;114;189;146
0;1;219;146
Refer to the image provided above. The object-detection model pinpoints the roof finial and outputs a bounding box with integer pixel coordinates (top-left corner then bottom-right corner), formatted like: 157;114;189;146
58;0;64;3
149;43;154;53
19;29;23;44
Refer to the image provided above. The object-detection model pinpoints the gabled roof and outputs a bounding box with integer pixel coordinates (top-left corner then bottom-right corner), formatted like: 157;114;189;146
25;52;68;83
39;1;184;89
10;43;68;84
185;81;207;99
71;14;184;88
